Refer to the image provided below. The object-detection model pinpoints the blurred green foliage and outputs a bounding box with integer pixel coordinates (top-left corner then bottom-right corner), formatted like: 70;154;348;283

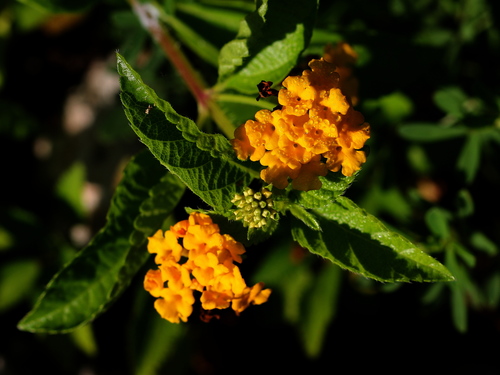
1;0;499;374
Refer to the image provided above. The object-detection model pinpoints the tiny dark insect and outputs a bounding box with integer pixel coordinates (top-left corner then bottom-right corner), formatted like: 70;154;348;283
256;80;278;101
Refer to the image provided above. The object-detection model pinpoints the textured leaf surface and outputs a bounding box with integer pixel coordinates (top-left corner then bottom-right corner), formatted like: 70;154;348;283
18;151;183;333
217;0;318;94
291;196;454;282
117;53;255;212
294;172;358;209
288;203;320;231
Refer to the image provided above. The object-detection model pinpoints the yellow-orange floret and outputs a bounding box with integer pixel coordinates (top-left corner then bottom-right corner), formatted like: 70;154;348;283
231;57;370;191
323;41;360;106
144;212;271;323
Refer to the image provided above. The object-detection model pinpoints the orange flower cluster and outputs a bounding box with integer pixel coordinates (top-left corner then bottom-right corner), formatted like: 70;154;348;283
144;212;271;323
231;57;370;191
324;41;359;106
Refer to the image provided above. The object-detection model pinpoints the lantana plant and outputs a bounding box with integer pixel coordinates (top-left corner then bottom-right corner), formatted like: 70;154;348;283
18;0;453;338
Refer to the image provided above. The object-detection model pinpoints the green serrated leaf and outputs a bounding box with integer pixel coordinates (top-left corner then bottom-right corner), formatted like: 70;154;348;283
217;0;318;94
291;196;454;283
294;172;357;209
17;151;181;333
398;123;468;142
117;53;256;212
288;203;320;231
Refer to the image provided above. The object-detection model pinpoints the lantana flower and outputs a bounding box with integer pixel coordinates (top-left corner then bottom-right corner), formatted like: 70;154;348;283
323;41;359;106
231;54;370;191
144;212;271;323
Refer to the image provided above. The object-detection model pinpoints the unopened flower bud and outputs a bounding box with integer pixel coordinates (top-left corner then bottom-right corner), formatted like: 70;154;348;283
232;187;278;228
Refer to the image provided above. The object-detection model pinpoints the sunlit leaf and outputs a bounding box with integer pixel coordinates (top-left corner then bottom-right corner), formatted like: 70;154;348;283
291;196;454;282
294;172;358;209
117;53;256;213
217;0;318;94
288;203;320;231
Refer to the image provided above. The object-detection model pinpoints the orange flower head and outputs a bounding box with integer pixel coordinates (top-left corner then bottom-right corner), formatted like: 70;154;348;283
231;56;370;190
323;41;359;105
144;212;270;323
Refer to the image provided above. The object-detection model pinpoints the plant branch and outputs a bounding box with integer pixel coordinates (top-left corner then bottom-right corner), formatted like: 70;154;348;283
129;0;238;138
130;0;210;112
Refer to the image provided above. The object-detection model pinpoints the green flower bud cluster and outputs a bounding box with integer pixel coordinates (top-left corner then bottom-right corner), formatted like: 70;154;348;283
231;187;277;228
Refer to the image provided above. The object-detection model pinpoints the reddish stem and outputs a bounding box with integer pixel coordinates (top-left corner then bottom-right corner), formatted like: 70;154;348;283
131;1;210;110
